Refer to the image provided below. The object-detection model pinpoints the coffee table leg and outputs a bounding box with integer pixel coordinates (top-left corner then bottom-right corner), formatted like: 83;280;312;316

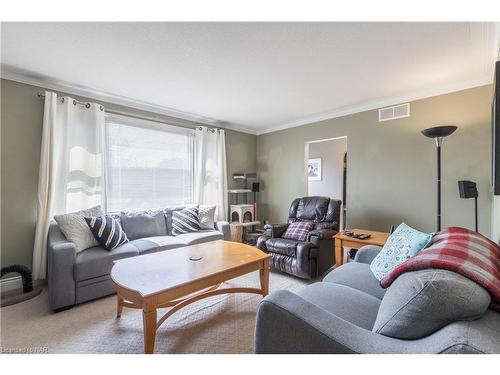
259;258;270;297
143;308;157;354
116;295;123;318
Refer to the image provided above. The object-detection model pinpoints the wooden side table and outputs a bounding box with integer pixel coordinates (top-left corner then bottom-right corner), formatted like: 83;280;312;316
229;221;261;242
333;229;389;267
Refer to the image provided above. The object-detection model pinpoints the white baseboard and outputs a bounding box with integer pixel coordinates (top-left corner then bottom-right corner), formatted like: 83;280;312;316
0;276;45;293
0;275;23;292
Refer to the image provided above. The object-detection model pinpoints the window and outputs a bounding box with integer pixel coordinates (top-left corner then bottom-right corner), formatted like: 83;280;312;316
105;115;194;211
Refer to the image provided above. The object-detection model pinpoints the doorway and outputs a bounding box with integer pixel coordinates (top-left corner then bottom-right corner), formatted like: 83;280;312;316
305;137;347;229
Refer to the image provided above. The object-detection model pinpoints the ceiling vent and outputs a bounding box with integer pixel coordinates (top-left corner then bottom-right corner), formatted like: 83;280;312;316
378;103;410;122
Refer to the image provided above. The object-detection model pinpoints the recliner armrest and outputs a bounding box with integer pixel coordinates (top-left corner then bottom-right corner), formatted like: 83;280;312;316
256;234;270;251
307;228;337;242
215;221;230;241
354;245;383;264
263;223;289;238
255;290;380;353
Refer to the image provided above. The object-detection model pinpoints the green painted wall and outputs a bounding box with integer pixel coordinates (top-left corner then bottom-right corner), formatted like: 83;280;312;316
1;79;493;271
257;85;493;236
0;79;256;269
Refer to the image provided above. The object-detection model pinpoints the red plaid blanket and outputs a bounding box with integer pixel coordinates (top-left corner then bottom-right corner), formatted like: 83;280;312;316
380;227;500;311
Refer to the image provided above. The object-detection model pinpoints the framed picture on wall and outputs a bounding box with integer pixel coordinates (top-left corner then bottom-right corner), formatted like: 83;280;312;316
308;158;322;181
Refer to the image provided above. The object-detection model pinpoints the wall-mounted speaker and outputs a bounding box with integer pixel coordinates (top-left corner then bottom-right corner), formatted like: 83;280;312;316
458;180;479;232
458;180;478;199
252;182;260;193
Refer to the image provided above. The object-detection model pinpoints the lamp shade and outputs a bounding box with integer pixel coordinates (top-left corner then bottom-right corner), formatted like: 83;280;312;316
421;125;457;139
421;124;457;232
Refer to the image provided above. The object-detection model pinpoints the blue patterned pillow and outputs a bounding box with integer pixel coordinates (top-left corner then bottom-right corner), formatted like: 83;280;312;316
370;223;432;281
84;215;129;250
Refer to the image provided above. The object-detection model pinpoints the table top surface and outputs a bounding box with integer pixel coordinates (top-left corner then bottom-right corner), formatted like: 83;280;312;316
333;228;390;246
110;240;269;297
229;221;261;227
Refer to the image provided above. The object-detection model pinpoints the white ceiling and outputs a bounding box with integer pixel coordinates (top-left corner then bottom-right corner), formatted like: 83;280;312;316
1;22;499;134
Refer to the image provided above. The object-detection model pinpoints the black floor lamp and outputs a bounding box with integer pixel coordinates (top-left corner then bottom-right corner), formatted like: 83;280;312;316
421;125;457;232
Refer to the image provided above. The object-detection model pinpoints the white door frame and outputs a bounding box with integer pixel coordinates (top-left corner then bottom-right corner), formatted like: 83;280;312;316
305;136;348;228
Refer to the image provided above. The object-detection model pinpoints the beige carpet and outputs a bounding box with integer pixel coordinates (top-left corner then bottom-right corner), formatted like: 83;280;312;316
0;271;310;354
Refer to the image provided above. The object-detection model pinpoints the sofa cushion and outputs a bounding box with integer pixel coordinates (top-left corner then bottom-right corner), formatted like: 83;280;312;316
74;242;139;281
265;238;302;257
54;205;104;252
297;282;381;330
373;269;491;339
370;222;432;280
174;230;223;245
323;262;386;300
130;236;187;255
120;210;167;240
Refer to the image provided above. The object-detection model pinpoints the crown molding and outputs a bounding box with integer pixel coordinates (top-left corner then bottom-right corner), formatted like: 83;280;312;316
3;22;498;139
255;76;493;135
0;64;258;135
2;64;492;137
257;22;500;135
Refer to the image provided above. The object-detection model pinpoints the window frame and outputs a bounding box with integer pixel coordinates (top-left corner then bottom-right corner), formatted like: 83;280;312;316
103;113;195;212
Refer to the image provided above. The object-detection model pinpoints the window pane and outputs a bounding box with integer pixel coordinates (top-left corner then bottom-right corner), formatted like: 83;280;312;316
106;119;193;211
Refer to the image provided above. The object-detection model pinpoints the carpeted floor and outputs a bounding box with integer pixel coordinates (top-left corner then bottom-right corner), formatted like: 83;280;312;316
0;271;310;354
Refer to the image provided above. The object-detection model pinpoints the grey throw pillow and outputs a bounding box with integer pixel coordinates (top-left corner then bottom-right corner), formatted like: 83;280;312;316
120;210;167;240
373;269;491;339
54;205;104;252
199;205;216;229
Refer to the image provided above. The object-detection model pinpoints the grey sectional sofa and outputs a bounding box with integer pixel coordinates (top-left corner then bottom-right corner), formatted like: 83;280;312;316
255;245;500;354
47;208;230;311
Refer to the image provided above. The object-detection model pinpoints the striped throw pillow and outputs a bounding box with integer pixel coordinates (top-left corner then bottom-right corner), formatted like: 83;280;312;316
84;215;129;250
172;207;200;235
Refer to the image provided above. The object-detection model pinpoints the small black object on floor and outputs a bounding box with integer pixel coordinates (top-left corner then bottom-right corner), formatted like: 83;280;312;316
1;264;42;307
348;249;357;260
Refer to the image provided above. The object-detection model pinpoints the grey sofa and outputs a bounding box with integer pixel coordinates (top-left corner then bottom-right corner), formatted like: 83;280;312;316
48;208;230;311
255;245;500;354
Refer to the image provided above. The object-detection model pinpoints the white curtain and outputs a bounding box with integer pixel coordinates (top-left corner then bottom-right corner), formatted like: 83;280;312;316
32;92;105;279
194;126;228;221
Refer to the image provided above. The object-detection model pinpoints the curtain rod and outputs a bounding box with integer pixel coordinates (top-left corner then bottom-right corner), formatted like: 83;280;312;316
37;92;222;131
105;108;198;129
195;126;221;133
38;92;192;126
37;93;103;111
104;110;221;132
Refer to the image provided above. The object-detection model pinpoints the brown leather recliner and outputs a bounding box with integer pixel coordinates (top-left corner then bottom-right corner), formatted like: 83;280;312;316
256;196;341;279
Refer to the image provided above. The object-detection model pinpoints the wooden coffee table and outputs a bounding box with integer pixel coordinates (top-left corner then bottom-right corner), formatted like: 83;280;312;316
110;240;270;354
333;229;389;267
